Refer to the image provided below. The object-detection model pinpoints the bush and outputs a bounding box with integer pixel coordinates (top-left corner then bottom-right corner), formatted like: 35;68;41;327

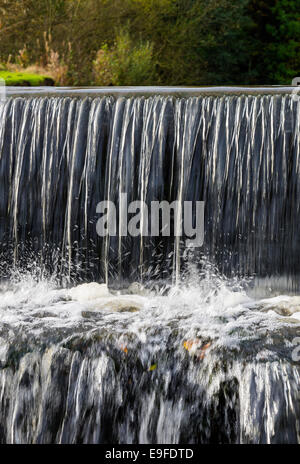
93;30;155;86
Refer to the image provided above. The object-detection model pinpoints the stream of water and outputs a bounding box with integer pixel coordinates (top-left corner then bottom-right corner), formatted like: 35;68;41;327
0;89;299;443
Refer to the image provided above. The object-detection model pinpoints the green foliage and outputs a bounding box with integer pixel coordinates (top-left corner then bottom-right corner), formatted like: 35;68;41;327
246;0;300;84
0;0;299;85
93;30;154;85
265;0;300;83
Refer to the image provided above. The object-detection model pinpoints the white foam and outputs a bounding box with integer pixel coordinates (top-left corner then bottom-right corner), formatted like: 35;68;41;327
68;282;145;312
68;282;111;302
0;268;299;349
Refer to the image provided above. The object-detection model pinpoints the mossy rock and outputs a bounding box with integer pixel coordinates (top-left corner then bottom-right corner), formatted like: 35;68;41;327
0;71;54;86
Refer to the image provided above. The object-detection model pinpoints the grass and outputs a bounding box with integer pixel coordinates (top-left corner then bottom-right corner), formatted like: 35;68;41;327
0;70;54;86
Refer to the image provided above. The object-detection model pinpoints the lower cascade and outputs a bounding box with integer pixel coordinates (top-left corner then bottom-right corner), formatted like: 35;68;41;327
0;90;299;444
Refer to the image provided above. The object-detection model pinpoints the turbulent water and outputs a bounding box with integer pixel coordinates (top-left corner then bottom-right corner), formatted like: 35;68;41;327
0;91;299;443
0;266;299;444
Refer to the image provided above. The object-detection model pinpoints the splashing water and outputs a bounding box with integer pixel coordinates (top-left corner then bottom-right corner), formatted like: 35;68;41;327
0;259;299;444
0;90;299;443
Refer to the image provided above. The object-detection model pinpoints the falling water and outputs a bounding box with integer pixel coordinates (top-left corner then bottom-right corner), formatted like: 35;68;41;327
0;89;299;443
0;93;299;286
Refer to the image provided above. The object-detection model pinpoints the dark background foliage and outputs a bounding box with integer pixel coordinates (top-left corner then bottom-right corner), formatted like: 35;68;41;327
0;0;299;85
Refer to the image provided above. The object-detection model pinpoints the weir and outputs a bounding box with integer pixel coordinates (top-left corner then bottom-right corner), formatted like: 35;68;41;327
0;87;299;444
0;88;299;289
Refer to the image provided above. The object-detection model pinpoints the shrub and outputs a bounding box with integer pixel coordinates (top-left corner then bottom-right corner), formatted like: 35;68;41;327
93;30;155;86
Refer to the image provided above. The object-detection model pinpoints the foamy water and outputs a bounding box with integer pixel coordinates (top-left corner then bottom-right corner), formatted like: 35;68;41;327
0;267;299;354
1;90;300;443
0;265;299;443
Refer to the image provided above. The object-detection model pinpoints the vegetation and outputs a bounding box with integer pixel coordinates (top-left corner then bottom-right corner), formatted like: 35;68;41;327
93;30;154;86
0;70;54;86
0;0;299;86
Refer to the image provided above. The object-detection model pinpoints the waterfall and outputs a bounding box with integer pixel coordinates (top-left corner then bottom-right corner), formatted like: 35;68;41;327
0;89;299;444
0;93;299;288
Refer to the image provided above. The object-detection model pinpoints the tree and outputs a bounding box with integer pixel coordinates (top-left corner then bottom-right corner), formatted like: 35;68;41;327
0;0;298;85
266;0;300;83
